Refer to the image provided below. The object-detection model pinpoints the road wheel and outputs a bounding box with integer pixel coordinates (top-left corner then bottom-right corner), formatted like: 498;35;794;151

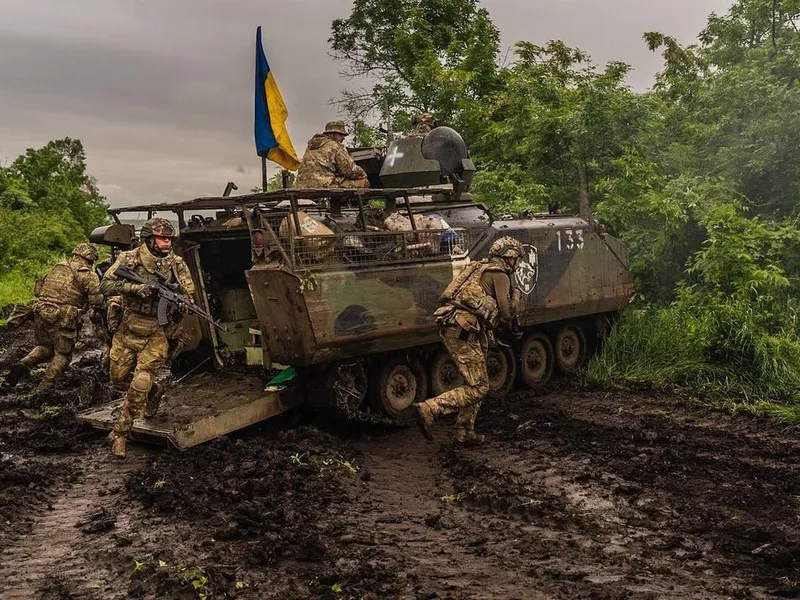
369;355;428;420
487;345;516;399
307;361;370;420
429;346;464;397
517;332;554;391
554;324;587;374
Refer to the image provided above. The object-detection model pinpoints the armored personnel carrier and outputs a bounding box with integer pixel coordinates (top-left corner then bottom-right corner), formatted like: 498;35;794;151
79;127;633;446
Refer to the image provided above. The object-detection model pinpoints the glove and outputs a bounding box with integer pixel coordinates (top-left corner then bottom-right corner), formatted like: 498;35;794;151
175;297;196;314
123;283;153;298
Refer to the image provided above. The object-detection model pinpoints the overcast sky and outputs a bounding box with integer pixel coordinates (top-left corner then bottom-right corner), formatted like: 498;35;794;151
0;0;734;208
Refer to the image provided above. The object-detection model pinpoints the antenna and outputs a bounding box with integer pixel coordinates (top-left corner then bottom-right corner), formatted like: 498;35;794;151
384;98;393;144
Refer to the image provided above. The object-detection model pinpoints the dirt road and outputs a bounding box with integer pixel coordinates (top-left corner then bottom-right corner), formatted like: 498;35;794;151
1;325;799;598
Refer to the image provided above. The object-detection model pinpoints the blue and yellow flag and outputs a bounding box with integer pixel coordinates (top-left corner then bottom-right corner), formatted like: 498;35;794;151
254;26;300;171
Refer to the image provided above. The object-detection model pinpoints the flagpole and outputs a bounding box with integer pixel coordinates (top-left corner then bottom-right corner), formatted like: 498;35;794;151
261;156;268;192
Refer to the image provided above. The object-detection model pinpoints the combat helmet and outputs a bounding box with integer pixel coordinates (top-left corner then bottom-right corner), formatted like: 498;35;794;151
489;236;524;260
140;217;177;239
72;243;99;263
324;120;349;136
412;112;437;128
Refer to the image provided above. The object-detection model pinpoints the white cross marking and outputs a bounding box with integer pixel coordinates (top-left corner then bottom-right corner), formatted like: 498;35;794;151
385;145;405;168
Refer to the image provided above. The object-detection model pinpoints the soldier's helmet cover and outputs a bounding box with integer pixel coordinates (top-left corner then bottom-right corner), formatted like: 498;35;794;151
140;217;177;239
412;112;437;127
323;121;349;136
72;243;99;263
489;236;523;260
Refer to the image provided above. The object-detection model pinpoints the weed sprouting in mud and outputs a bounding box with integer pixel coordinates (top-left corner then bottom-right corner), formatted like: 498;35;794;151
124;427;405;598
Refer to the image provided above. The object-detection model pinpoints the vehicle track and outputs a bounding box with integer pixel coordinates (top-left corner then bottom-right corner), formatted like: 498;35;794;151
0;449;146;600
354;426;551;599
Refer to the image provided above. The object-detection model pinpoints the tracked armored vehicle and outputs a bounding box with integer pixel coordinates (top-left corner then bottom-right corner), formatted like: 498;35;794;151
79;127;633;446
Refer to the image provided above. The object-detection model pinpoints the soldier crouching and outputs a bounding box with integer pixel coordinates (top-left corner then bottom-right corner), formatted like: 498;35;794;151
100;217;196;458
5;244;103;396
414;237;523;444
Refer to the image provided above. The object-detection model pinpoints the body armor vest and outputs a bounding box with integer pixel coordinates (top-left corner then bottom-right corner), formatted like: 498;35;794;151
438;259;508;327
123;251;178;318
37;261;86;308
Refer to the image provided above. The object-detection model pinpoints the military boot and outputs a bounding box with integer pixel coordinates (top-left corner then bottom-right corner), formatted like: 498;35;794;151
456;429;486;445
110;434;127;459
144;382;164;419
5;362;30;387
414;402;435;441
33;377;55;399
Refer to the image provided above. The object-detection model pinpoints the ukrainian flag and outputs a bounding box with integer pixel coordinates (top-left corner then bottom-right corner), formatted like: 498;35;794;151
254;26;300;171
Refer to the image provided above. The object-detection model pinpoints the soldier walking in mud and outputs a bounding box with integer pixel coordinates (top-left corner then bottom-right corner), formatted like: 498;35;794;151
415;237;523;444
294;120;370;189
101;218;196;458
4;244;104;396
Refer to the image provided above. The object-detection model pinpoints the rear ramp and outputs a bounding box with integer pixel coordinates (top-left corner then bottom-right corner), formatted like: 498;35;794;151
77;371;303;449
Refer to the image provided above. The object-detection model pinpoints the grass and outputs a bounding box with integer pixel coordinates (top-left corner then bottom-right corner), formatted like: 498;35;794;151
0;268;37;315
587;305;800;423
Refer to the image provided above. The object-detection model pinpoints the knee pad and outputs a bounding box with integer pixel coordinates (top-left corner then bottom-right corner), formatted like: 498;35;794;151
131;371;153;394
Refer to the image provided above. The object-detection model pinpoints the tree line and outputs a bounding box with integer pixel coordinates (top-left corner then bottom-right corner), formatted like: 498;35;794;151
333;0;800;409
0;138;108;309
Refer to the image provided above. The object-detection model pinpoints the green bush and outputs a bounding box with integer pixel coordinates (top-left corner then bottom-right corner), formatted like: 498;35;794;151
0;138;108;313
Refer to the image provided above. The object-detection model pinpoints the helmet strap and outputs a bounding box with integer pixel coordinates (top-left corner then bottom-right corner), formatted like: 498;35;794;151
145;237;168;258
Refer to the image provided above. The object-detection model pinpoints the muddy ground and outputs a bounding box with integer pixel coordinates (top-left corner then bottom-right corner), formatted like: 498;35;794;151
1;322;800;599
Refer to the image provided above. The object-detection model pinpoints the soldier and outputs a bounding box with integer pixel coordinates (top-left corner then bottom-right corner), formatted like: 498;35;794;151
5;244;103;395
406;112;437;138
101;217;196;458
414;237;524;444
294;121;370;189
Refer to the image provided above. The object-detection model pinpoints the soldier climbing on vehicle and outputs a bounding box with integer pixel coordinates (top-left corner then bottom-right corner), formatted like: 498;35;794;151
294;120;370;189
414;236;524;444
4;243;104;396
100;217;198;458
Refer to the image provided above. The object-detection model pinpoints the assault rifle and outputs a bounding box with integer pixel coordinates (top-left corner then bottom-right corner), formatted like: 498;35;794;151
114;266;229;333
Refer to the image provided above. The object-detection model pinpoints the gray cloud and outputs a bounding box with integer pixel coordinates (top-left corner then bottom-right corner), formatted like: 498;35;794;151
0;0;733;207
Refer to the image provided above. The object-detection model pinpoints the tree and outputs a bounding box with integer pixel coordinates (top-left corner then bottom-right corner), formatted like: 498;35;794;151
470;41;647;214
0;138;109;308
329;0;503;130
3;138;108;232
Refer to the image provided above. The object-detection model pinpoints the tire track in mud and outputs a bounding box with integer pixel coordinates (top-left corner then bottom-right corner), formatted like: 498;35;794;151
354;427;550;600
0;449;146;599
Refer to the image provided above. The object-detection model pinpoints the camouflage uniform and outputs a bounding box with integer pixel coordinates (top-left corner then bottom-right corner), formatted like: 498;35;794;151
101;218;195;457
415;237;523;444
5;244;103;394
406;112;437;138
294;121;369;189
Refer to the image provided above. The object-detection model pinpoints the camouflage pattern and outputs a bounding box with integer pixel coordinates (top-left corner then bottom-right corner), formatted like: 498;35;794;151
140;217;177;239
420;329;489;437
417;251;514;439
323;121;349;135
72;243;99;262
17;255;102;390
435;258;512;332
295;134;369;189
489;236;524;260
406;113;437;138
101;244;195;317
108;313;169;438
101;243;196;448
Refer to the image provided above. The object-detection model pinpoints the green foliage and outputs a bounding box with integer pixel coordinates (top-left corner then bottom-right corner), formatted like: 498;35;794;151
0;138;108;310
471;41;648;214
330;0;503;127
331;0;800;403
